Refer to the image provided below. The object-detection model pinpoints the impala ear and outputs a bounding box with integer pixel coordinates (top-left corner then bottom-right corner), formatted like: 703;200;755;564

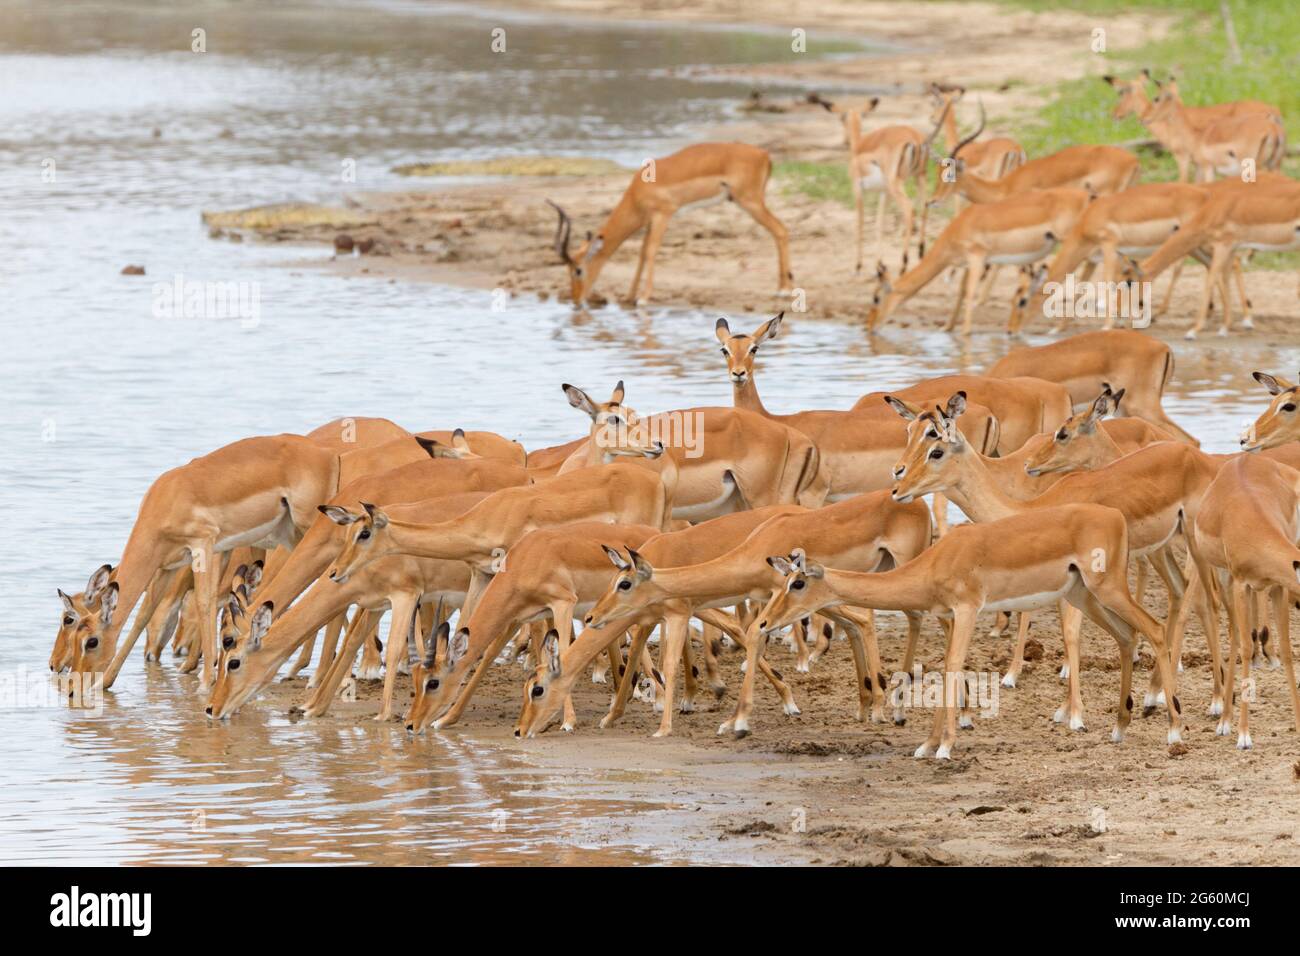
602;544;632;570
359;502;388;530
85;563;113;598
448;626;469;666
58;588;76;613
766;554;794;576
318;504;360;525
562;383;599;420
543;629;562;677
610;380;625;406
944;390;968;421
248;601;273;650
714;317;732;344
99;582;119;627
627;548;654;582
754;311;783;343
884;394;922;421
1253;371;1292;395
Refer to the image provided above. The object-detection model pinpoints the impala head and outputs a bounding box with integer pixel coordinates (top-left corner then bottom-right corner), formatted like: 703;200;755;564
811;92;880;147
206;600;273;719
584;545;658;629
756;549;831;637
1242;371;1300;451
324;502;389;584
887;390;969;502
1024;386;1126;477
515;629;566;738
715;312;782;388
69;579;120;680
50;564;114;672
1103;71;1152;120
547;200;605;305
405;621;465;734
416;429;480;461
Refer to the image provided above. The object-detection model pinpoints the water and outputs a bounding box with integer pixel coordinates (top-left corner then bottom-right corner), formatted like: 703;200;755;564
1;0;1296;865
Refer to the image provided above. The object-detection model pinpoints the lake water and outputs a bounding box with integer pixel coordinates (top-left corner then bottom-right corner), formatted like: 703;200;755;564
0;0;1294;865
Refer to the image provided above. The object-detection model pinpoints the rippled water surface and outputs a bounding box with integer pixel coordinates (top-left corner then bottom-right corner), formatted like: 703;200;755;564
1;0;1296;865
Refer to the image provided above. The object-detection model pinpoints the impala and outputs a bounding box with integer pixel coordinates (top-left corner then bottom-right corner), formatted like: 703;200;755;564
566;488;933;738
547;142;793;307
755;500;1183;761
987;329;1198;444
1190;453;1300;748
865;187;1092;334
206;493;489;722
929;142;1139;206
890;394;1221;725
1105;72;1282;182
811;93;946;267
715;313;1001;521
1138;177;1300;338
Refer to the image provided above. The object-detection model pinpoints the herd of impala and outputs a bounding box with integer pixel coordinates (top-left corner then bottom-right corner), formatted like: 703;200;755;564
50;71;1300;761
549;73;1295;339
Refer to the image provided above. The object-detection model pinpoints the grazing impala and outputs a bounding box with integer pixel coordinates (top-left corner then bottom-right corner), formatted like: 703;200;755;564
547;142;793;306
890;394;1221;725
1105;72;1282;182
1138;177;1300;338
865;188;1093;334
988;330;1198;444
755;500;1183;761
930;142;1139;206
811;93;946;267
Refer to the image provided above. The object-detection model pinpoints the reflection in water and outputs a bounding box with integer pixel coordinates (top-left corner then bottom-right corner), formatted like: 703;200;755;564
2;0;1298;865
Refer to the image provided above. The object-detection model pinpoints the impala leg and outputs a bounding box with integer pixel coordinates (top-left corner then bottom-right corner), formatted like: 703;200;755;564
306;613;345;689
1229;581;1253;748
635;215;670;306
935;606;978;760
1003;612;1033;688
433;624;518;730
959;254;986;336
735;193;793;294
603;624;654;729
375;593;419;722
1269;586;1300;734
301;609;372;717
651;615;690;737
1054;602;1086;731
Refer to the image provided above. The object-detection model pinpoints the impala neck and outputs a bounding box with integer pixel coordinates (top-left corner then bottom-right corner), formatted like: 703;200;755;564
732;375;770;415
820;562;937;613
387;518;495;567
936;444;1025;523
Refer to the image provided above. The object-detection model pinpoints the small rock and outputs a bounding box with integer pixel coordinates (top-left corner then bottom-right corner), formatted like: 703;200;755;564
120;264;146;275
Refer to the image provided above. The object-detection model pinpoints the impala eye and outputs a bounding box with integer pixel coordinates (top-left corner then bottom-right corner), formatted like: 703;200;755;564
530;684;545;698
227;658;240;671
618;579;632;591
929;448;944;460
425;678;439;691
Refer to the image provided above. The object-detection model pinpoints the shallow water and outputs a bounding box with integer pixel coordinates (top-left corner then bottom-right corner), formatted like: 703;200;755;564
1;0;1296;865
